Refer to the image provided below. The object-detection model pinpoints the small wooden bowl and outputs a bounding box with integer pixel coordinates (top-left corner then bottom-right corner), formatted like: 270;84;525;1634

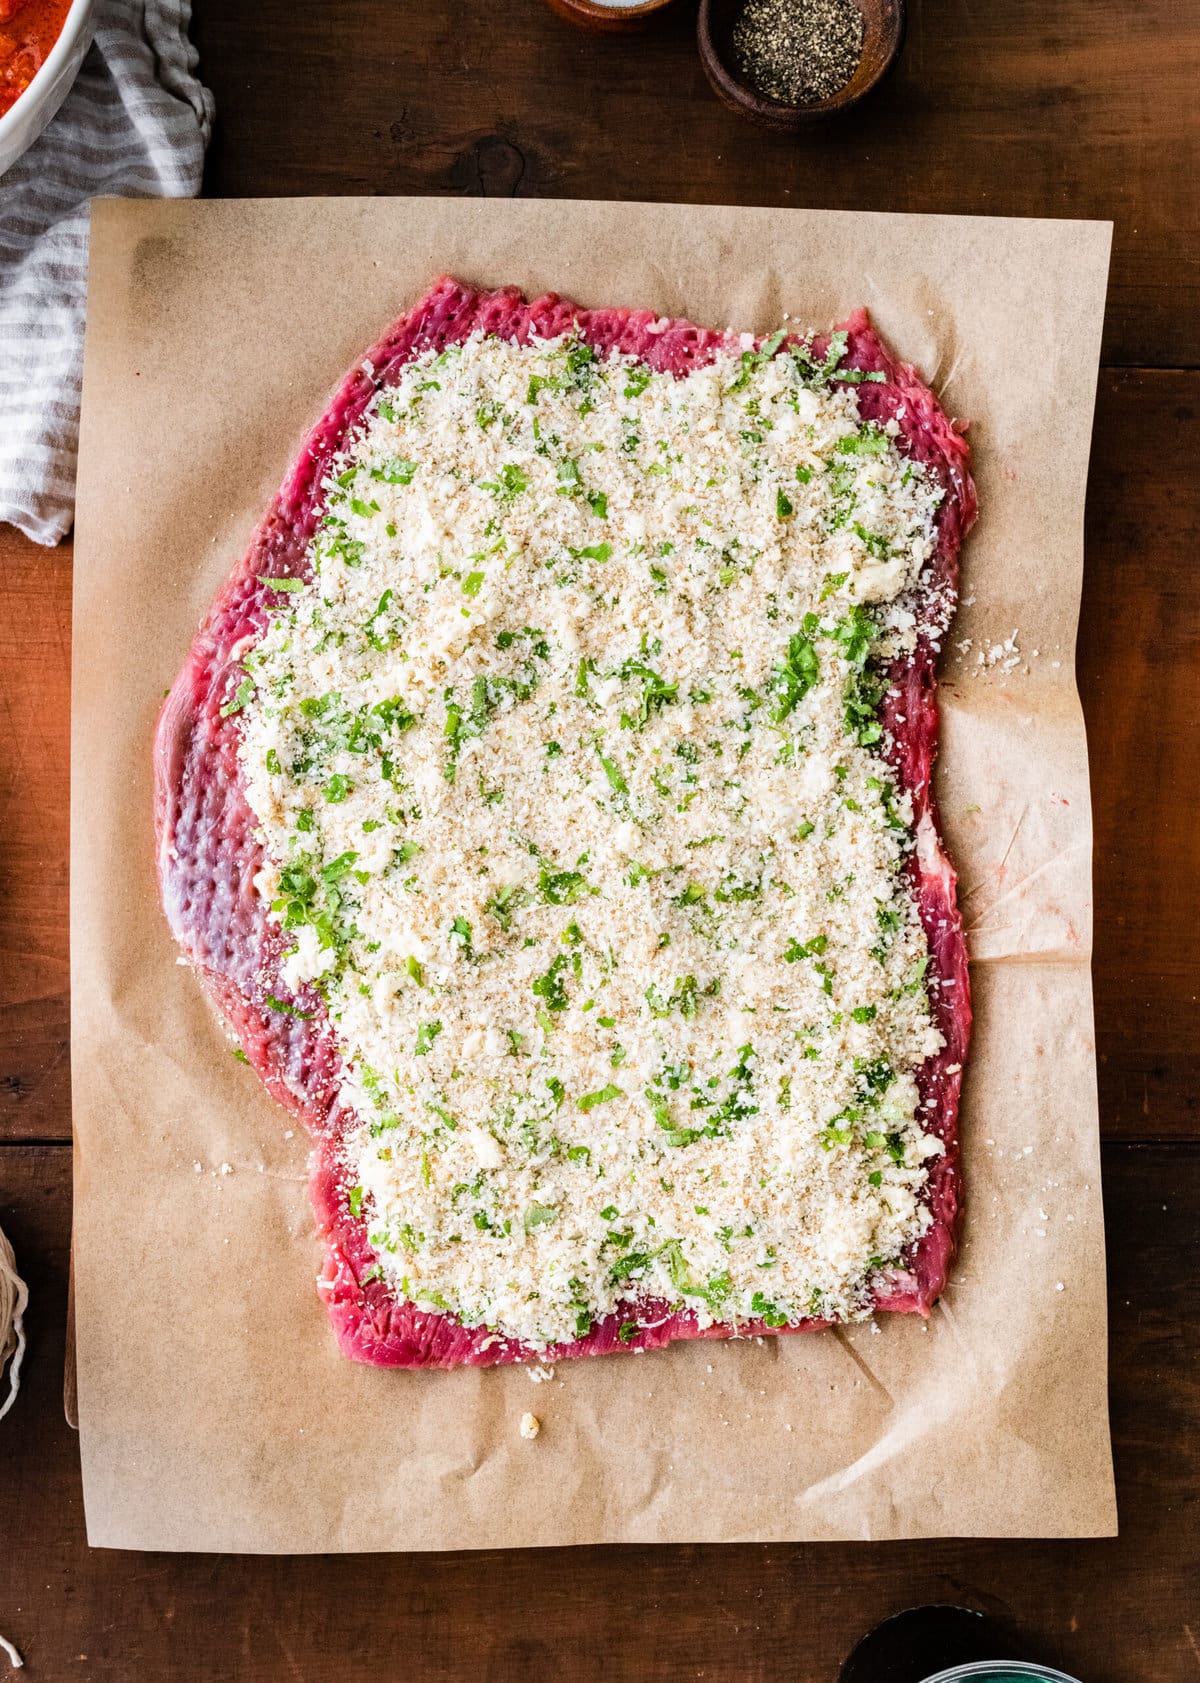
697;0;906;128
544;0;680;32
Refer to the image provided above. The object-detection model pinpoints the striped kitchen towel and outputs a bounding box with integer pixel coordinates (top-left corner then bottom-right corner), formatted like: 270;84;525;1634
0;0;212;545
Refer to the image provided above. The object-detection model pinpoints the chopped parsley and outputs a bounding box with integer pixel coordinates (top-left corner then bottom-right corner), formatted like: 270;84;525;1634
577;1084;622;1113
414;1020;443;1055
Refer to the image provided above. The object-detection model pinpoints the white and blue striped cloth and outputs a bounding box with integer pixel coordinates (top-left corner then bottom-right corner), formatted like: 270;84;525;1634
0;0;212;544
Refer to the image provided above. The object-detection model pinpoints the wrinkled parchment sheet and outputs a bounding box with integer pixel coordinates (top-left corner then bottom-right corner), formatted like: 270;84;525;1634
71;198;1114;1550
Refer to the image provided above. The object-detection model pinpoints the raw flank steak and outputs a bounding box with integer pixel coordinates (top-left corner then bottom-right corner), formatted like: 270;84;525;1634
154;276;975;1369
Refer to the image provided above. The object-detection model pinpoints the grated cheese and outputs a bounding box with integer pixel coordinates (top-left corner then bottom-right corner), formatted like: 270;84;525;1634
236;326;948;1350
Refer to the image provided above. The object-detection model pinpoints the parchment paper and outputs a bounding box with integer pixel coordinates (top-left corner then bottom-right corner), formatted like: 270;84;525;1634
71;198;1115;1550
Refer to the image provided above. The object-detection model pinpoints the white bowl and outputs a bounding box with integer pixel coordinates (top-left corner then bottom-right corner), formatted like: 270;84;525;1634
0;0;98;178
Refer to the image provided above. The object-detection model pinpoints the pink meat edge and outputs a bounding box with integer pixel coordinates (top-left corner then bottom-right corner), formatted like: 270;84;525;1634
830;310;975;1315
154;278;973;1369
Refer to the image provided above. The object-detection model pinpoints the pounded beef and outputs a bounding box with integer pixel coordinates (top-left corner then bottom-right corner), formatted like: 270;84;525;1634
154;277;974;1368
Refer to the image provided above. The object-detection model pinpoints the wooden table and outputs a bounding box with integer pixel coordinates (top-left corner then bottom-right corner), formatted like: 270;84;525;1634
1;2;1197;1677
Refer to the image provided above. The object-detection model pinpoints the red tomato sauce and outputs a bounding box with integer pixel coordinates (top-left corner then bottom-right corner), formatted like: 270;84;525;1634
0;0;73;118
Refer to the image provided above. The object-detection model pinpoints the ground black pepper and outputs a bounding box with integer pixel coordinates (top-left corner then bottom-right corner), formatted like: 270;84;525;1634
732;0;865;107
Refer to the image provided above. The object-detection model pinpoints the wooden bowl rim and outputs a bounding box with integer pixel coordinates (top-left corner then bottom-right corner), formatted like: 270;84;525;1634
549;0;680;21
697;0;906;128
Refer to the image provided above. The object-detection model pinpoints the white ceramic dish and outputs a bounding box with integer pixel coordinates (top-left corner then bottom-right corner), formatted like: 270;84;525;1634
0;0;98;178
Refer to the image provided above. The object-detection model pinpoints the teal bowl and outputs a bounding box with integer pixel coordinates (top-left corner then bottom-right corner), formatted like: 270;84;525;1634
924;1665;1084;1682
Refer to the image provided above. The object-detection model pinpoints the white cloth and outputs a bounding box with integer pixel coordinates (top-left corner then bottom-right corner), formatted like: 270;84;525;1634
0;0;212;544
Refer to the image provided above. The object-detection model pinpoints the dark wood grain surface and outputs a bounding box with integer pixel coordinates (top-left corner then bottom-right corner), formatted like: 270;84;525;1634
1;0;1198;1677
191;0;1200;368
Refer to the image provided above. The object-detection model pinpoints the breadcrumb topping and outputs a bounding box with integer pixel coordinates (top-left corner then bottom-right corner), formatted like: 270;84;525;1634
235;327;946;1349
